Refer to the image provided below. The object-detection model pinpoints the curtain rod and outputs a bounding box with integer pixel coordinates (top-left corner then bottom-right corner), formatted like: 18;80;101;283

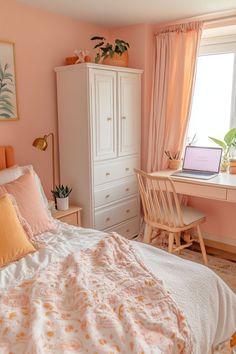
154;10;236;31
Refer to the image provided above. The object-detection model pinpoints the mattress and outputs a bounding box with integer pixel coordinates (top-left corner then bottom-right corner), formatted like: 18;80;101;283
0;221;235;354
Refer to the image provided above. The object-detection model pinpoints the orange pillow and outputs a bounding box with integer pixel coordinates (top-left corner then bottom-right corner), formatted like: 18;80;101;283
0;194;36;268
0;171;56;235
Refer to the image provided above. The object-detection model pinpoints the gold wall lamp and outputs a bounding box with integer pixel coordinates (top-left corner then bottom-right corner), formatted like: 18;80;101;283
32;132;55;188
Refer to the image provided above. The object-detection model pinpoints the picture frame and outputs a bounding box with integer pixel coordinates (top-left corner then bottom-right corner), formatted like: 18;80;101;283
0;41;18;121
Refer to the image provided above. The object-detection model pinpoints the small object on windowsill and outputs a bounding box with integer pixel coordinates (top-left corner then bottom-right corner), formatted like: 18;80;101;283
229;158;236;174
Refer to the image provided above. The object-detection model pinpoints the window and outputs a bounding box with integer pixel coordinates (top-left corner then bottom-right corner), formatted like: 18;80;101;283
186;27;236;147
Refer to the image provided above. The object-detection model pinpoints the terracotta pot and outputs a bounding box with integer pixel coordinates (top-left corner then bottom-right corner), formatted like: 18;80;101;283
65;56;77;65
102;51;128;67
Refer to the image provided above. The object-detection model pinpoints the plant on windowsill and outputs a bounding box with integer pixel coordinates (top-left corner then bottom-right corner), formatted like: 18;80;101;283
209;127;236;172
51;185;72;211
90;36;130;67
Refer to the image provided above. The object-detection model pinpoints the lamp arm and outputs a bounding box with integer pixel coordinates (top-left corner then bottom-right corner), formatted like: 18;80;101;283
46;133;55;188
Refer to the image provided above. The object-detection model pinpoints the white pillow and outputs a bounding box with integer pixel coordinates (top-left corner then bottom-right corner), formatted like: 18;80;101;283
0;165;22;184
0;165;49;210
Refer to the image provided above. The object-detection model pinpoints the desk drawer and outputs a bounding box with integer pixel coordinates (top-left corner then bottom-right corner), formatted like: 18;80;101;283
95;197;139;230
94;156;139;186
175;181;227;200
94;177;138;207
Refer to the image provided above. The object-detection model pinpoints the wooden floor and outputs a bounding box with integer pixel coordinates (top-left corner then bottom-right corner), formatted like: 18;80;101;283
190;243;236;263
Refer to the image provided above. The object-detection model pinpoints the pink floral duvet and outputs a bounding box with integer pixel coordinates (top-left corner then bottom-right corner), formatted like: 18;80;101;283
0;233;193;353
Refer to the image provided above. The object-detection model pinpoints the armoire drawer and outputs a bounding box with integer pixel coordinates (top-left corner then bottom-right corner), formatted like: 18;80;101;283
104;217;140;239
94;177;138;207
94;156;139;186
94;196;139;230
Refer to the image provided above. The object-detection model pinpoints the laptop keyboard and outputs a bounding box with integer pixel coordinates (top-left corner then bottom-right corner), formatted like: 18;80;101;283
172;171;217;180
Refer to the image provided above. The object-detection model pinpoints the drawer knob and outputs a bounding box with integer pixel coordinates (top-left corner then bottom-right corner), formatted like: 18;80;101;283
106;172;110;176
126;209;130;213
106;217;110;222
105;194;110;199
125;167;130;172
126;188;130;192
126;229;130;233
107;117;112;121
121;116;126;120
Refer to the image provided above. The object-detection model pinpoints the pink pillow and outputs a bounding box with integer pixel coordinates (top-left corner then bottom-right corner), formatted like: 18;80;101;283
0;171;56;235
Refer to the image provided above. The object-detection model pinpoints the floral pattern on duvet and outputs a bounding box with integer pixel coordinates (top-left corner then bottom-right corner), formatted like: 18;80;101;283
0;233;193;354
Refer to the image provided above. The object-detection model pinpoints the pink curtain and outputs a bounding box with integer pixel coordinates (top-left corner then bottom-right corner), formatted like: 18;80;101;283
147;22;203;172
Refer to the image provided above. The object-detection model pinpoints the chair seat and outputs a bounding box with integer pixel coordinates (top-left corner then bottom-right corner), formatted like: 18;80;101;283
182;206;205;226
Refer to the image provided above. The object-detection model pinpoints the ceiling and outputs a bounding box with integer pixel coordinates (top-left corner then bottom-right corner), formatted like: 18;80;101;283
17;0;236;27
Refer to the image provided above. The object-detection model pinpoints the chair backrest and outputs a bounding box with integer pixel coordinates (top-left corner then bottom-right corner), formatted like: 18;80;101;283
135;169;184;229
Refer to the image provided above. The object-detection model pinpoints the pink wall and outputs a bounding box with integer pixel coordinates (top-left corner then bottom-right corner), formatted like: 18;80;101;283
0;0;108;196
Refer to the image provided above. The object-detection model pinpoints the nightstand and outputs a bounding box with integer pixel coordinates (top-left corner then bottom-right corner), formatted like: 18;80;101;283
52;205;82;226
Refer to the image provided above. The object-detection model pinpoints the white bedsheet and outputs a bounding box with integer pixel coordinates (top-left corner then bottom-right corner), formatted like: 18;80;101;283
0;221;236;354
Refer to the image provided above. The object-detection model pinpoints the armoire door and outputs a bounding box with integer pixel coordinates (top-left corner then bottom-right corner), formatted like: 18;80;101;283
118;72;141;156
90;69;117;161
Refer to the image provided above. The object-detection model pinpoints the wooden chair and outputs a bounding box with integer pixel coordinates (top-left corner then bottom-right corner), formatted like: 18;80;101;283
135;169;208;265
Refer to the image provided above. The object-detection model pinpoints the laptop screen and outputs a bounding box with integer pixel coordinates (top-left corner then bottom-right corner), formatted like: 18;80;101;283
183;146;222;173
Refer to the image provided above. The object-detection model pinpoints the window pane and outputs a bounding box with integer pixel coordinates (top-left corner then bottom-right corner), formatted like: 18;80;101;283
187;53;235;146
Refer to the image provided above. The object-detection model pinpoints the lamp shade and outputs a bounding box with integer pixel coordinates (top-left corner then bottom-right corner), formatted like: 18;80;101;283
32;136;48;151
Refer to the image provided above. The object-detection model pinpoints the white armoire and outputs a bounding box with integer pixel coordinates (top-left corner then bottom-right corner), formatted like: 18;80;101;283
55;63;142;239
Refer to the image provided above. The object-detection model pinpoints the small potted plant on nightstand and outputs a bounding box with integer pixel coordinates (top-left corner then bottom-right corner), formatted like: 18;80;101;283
51;185;72;211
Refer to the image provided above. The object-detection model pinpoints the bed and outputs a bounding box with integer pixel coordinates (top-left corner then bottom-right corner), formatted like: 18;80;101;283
0;146;235;354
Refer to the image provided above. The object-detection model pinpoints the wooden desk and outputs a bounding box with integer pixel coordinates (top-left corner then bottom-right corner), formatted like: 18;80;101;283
151;170;236;202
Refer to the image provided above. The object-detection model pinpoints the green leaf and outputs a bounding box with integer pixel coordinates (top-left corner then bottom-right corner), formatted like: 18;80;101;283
91;36;106;41
208;136;226;150
94;42;104;49
0;87;13;94
0;98;13;108
224;127;236;146
4;73;13;80
0;103;14;115
0;94;11;101
0;113;11;118
95;53;100;63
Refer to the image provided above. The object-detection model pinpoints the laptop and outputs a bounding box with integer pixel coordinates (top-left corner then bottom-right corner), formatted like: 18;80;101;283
172;146;222;180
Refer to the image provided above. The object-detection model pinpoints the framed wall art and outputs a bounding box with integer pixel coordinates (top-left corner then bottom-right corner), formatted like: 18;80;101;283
0;41;18;121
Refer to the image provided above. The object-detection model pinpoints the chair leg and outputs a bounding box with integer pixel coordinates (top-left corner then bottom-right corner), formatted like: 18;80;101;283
196;225;208;265
175;232;181;254
144;224;152;243
168;232;175;253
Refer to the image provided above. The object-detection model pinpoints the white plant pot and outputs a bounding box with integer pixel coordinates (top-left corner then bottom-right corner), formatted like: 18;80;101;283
56;197;69;211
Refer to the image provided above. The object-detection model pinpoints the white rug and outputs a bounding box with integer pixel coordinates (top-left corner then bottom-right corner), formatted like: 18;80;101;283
148;237;236;293
179;248;236;294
